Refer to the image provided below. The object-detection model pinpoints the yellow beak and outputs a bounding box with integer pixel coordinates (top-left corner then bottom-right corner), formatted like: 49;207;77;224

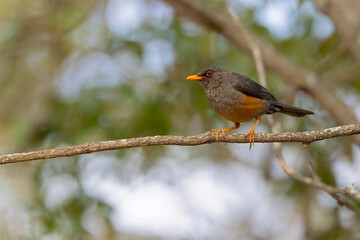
186;75;205;80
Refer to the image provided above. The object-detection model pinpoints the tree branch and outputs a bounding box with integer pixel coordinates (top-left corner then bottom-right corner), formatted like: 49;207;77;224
0;124;359;165
274;141;360;216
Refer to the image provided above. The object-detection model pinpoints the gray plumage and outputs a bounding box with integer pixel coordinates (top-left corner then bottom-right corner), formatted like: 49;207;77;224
194;67;314;122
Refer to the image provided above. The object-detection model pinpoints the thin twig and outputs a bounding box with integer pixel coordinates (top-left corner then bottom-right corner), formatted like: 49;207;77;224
273;139;360;215
224;6;266;87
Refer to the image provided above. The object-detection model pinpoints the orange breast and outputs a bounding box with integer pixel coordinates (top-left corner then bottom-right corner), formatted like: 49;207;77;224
220;95;267;123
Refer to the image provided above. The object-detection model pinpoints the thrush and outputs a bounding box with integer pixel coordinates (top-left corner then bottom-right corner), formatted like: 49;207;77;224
187;67;314;149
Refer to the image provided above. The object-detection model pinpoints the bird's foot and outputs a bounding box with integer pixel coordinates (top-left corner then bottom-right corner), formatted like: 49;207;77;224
211;129;227;143
211;123;240;143
243;130;255;150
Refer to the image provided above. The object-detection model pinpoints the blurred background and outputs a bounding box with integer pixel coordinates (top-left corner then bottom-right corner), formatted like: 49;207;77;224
0;0;360;239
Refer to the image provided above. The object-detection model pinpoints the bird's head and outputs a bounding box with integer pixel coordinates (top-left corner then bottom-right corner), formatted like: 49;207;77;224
186;67;226;89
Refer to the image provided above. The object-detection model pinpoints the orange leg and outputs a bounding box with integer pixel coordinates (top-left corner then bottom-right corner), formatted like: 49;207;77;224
243;116;260;150
212;122;240;142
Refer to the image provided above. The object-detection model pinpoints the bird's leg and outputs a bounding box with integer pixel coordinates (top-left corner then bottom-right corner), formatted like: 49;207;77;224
212;122;240;142
243;116;260;149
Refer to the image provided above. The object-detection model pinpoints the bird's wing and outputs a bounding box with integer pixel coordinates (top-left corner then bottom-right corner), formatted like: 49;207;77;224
230;73;277;101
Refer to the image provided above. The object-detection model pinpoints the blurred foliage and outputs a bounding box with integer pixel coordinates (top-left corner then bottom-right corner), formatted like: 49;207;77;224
0;0;359;239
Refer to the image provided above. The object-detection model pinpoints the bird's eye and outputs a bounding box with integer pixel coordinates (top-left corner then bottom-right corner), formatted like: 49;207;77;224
205;70;213;77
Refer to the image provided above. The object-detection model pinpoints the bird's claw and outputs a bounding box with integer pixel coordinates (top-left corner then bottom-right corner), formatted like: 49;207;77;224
243;130;255;150
212;129;226;142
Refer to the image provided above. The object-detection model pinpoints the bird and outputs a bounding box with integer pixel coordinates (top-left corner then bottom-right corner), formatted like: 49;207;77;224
186;67;314;149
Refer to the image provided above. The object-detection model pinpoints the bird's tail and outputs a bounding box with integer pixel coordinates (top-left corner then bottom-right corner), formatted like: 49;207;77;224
269;102;314;117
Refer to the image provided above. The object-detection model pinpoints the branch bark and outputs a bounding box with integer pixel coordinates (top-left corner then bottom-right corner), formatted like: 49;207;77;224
0;124;359;165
